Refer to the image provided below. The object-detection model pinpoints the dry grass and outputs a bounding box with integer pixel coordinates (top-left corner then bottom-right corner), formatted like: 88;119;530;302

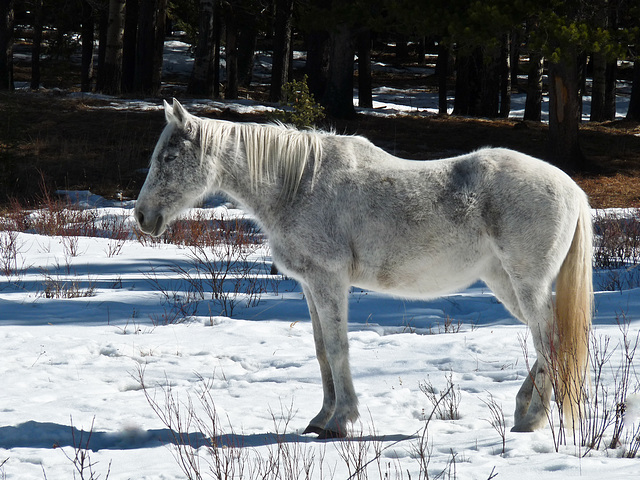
575;174;640;208
0;92;164;203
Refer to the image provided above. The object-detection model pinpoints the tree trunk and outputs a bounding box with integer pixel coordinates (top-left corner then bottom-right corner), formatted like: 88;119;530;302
548;57;585;171
225;7;238;99
213;0;221;98
270;0;294;102
627;59;640;120
357;28;372;109
604;59;617;120
237;8;257;89
592;3;618;121
590;52;607;121
418;37;426;65
81;0;95;92
499;33;511;118
152;0;167;92
99;0;125;94
478;49;500;118
96;5;108;90
578;53;587;121
121;0;138;93
0;0;14;91
134;0;154;93
453;52;471;115
322;23;356;118
134;0;166;95
395;34;409;64
524;52;543;121
188;0;215;95
30;0;43;90
305;30;330;102
436;42;449;115
510;29;520;89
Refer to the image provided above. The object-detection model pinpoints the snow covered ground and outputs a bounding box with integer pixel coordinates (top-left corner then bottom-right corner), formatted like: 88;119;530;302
1;198;639;479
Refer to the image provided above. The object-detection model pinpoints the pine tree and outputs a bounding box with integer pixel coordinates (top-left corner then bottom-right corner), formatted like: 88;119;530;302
270;0;294;102
188;0;216;96
98;0;125;94
0;0;14;91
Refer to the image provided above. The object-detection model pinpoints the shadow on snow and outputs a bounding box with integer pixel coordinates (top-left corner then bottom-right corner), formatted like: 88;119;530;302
0;421;414;451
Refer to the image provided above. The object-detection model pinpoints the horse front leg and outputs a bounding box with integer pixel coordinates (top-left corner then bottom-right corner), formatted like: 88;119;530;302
302;285;336;435
303;279;358;438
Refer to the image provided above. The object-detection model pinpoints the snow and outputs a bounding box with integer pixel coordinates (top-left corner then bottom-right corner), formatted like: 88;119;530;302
1;198;639;479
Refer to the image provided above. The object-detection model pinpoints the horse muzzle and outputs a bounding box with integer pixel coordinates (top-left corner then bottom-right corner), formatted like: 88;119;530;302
134;208;165;237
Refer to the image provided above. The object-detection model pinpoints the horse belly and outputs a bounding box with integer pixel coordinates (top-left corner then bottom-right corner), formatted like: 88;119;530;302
351;246;491;300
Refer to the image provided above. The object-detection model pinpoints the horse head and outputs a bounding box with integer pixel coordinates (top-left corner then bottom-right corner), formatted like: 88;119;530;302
135;99;214;236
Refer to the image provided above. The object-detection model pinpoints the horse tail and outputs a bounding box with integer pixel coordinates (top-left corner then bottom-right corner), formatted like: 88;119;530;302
554;193;593;426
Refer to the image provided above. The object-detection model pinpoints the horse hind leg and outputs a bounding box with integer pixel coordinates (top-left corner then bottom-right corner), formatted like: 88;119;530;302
511;355;553;432
482;262;553;432
513;359;536;425
510;285;556;432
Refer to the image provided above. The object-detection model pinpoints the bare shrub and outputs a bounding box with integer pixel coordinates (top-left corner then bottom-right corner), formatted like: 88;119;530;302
0;230;23;278
138;365;496;480
481;393;506;455
265;403;319;480
625;422;640;458
410;382;475;480
143;266;199;325
440;314;463;334
0;458;7;480
593;210;640;291
138;368;321;480
419;372;461;421
144;212;278;320
27;192;99;238
41;271;96;299
337;428;375;480
180;239;268;317
56;417;111;480
162;210;219;247
576;334;616;454
0;198;32;232
100;214;131;257
610;312;640;450
105;238;126;257
530;310;640;456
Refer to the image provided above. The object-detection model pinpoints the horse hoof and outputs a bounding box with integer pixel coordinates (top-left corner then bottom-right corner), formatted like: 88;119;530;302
317;428;346;440
302;424;324;435
510;424;534;433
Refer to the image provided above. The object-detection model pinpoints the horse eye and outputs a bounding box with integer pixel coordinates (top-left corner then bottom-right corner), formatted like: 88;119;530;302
165;154;178;163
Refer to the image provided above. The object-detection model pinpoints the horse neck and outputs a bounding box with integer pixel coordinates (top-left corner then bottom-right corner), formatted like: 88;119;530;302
208;121;322;226
217;150;283;222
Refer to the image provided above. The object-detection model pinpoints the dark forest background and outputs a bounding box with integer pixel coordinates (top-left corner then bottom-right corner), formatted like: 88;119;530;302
1;0;640;203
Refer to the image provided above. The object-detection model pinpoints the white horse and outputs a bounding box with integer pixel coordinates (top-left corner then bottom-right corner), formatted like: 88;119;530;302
135;99;593;438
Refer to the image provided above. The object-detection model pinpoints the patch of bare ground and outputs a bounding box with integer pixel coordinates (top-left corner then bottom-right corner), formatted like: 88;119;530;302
1;91;639;209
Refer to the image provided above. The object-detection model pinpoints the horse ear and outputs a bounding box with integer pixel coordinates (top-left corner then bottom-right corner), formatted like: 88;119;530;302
171;98;190;128
163;99;174;124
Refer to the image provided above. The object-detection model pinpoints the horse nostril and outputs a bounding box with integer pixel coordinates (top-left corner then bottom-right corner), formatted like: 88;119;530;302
154;214;164;236
135;209;145;226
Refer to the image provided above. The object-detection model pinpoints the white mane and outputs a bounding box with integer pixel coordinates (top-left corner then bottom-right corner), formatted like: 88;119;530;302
199;119;324;199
